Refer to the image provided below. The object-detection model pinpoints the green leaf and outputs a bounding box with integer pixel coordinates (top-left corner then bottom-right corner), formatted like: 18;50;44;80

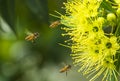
26;0;48;23
115;17;120;36
100;0;116;13
0;0;16;35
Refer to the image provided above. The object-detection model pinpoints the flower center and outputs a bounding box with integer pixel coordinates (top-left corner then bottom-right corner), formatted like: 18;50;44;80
93;26;99;32
106;42;112;49
95;50;99;53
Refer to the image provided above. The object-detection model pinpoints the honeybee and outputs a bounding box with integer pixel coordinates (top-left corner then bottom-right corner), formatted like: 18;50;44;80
59;64;71;76
25;32;39;42
49;20;61;28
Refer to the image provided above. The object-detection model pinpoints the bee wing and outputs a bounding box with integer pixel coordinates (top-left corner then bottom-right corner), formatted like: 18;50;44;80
61;62;67;66
25;29;33;35
26;32;32;35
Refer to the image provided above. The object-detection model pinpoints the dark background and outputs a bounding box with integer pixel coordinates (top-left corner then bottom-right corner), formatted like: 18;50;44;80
0;0;88;81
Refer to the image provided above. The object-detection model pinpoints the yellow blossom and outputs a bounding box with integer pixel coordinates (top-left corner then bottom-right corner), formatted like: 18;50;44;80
58;0;120;81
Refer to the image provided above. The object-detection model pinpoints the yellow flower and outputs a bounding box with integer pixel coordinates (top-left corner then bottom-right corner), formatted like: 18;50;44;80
103;36;119;56
59;0;120;81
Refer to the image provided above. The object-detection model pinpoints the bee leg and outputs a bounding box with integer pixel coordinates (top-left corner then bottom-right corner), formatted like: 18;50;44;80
31;39;33;42
32;40;35;43
66;71;67;76
32;39;35;43
32;40;37;45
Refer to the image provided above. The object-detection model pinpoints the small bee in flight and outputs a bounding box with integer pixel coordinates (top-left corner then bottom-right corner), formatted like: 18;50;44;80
25;32;39;42
49;20;61;28
59;64;71;76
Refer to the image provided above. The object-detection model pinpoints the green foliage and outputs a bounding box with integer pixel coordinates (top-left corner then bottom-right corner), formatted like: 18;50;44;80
0;0;16;34
0;0;75;81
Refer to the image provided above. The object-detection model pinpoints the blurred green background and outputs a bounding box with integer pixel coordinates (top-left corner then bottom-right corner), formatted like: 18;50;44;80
0;0;88;81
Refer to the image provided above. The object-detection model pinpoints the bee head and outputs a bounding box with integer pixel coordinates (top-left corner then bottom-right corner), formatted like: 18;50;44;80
34;32;39;37
68;65;72;68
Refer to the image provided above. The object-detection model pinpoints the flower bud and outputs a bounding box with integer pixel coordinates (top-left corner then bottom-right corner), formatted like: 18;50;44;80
116;8;120;17
97;17;105;24
107;13;116;22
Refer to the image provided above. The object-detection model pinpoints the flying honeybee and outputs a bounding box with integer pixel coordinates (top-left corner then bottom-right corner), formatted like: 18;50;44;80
59;64;71;76
49;20;61;28
25;32;39;42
